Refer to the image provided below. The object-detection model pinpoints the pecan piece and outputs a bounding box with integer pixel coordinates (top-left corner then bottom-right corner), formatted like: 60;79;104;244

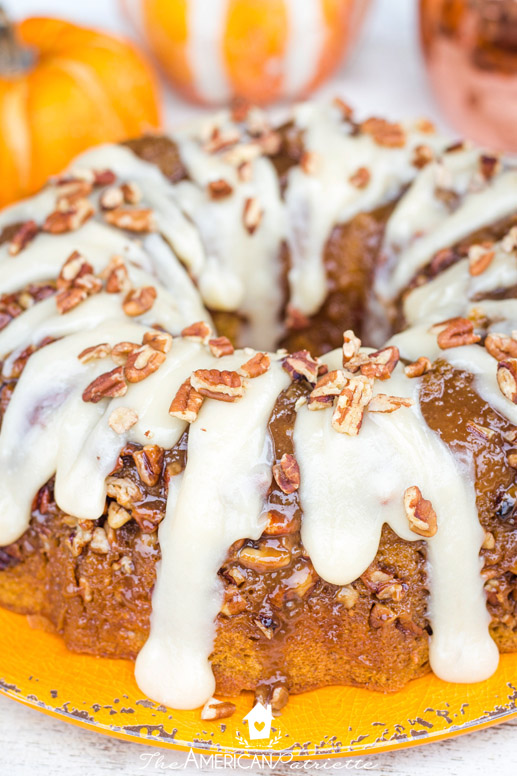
368;394;413;413
169;379;204;422
242;197;262;234
82;366;128;403
122;286;157;317
99;186;124;211
431;317;480;349
55;286;88;314
497;359;517;403
208;336;234;358
240;351;270;378
107;502;132;529
360;346;399;380
133;445;164;487
331;376;373;435
103;256;131;294
111;341;140;365
124;345;166;383
404;356;431;378
349;166;370;188
121;182;142;205
104;207;155;232
336;585;359;609
8;220;39;256
283;350;319;384
361;117;406;147
207;179;234;199
143;330;173;354
106;475;143;508
412;144;434;169
238;542;291;572
108;407;138;434
403;485;437;537
342;329;361;364
201;698;236;722
57;250;94;290
272;453;300;494
191;369;246;402
485;333;517;361
78;343;111;364
43;198;94;233
181;320;212;342
308;369;347;410
300;151;321;175
468;245;495;276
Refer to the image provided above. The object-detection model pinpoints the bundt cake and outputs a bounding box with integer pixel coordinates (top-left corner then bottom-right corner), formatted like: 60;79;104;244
2;100;517;718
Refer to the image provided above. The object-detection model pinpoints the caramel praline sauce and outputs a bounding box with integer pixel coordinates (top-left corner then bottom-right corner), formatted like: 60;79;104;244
420;361;517;638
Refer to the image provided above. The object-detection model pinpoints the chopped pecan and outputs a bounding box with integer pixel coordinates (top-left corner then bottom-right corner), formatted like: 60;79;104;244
220;585;247;616
272;453;300;494
479;154;500;181
108;406;138;434
359;346;399;380
43;198;94;233
99;186;124;210
169;379;204;422
368;394;413;413
412;144;434;168
308;369;347;410
143;330;173;354
361;567;405;602
124;345;166;383
369;603;398;629
331;376;373;435
349;166;370;188
92;169;117;186
242;197;262;234
201;698;236;722
466;421;495;441
485;333;517;361
404;356;432;378
82;366;128;403
55;286;88;314
208;336;234;358
497;359;517;403
181;320;212;343
8;220;39;256
57;250;94;290
106;475;143;508
336;585;359;609
240;351;270;378
133;445;164;487
300;151;321;175
90;526;110;554
502;226;517;253
482;530;496;550
111;341;140;365
431;317;480;349
262;509;300;536
121;182;142;205
203;126;240;154
104;207;155;232
468;245;495;276
56;179;93;206
342;329;361;364
191;368;246;401
283;350;319;384
237;160;253;182
361;117;406;147
332;96;354;120
122;286;157;317
78;343;111;364
103;256;131;294
403;485;437;537
238;542;291;572
207;179;234;199
107;501;132;529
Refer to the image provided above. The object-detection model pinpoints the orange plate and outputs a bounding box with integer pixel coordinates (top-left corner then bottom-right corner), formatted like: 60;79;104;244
1;606;517;760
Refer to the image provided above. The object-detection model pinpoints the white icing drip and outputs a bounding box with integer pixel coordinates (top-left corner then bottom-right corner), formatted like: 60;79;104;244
135;357;290;709
294;352;499;683
285;103;447;316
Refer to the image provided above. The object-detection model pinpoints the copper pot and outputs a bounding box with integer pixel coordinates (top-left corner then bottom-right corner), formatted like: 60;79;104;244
420;0;517;151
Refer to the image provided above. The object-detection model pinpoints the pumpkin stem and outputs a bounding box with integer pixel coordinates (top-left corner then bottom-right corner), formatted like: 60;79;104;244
0;6;34;75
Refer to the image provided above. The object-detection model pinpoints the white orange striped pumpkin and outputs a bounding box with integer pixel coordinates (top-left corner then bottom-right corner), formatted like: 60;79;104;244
122;0;371;105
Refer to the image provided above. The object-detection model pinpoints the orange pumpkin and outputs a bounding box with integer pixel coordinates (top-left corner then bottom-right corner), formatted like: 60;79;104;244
0;13;161;207
122;0;371;106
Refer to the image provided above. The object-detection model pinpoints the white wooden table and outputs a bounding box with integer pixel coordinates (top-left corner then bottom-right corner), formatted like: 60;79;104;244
2;0;516;772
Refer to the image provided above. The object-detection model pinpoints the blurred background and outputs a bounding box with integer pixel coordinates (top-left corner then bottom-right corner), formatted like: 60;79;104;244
4;0;517;206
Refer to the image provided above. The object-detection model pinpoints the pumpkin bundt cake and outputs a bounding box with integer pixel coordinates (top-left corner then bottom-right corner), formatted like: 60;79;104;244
2;101;517;717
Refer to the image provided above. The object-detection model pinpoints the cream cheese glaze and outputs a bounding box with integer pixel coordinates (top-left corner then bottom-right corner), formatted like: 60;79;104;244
1;102;517;709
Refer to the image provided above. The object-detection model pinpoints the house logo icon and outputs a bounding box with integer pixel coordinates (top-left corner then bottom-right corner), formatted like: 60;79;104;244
242;701;274;740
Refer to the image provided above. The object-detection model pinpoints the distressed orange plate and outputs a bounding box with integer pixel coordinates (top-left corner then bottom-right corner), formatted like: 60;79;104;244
1;606;516;760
